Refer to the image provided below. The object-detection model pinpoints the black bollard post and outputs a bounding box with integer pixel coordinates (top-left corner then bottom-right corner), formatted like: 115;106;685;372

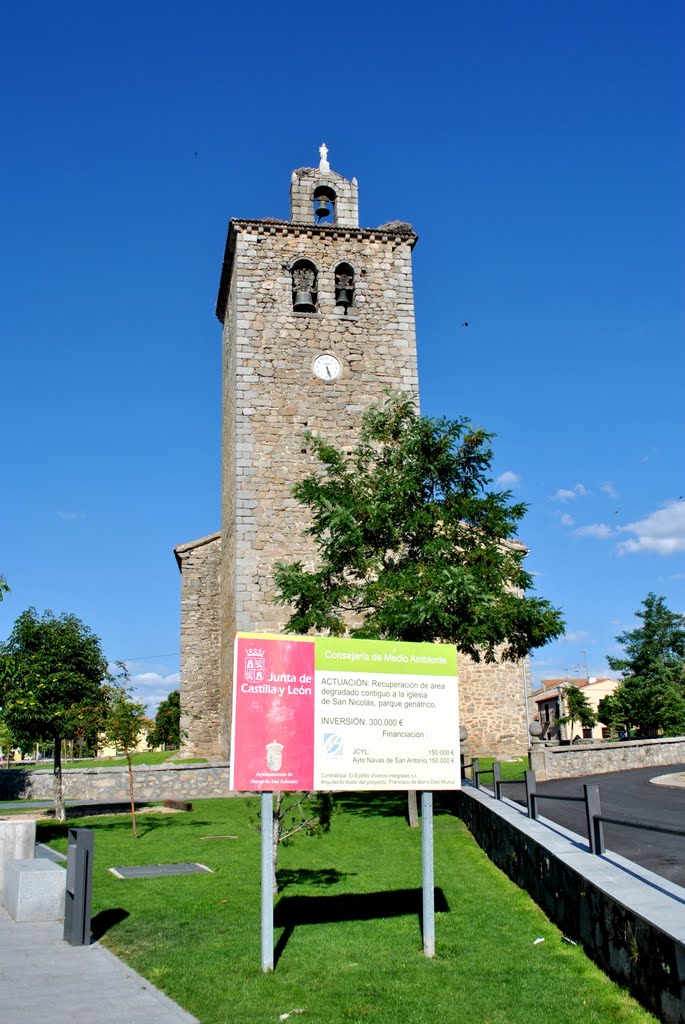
63;828;94;945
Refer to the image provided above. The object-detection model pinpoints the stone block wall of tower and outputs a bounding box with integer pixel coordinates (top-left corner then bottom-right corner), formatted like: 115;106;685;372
174;533;222;758
216;219;420;757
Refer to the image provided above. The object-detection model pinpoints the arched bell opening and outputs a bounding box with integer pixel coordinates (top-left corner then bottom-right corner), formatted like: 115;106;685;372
334;262;355;312
313;185;336;224
291;259;318;313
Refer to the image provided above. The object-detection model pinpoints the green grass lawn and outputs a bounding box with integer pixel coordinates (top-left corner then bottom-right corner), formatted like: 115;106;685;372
37;794;656;1024
10;751;207;770
473;755;528;782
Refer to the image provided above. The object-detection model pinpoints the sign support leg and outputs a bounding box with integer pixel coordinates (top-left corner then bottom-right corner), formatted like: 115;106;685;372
421;791;435;957
261;791;274;972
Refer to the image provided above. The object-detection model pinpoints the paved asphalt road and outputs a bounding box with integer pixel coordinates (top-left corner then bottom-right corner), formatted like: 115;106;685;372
499;763;685;887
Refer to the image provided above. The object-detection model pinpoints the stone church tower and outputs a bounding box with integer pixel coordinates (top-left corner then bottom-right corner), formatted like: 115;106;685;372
175;148;529;760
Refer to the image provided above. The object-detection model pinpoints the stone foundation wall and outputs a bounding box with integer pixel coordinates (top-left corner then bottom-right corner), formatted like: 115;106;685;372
0;762;231;803
530;736;685;781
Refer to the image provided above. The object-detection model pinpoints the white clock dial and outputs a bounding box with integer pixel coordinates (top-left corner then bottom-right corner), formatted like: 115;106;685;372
313;353;342;382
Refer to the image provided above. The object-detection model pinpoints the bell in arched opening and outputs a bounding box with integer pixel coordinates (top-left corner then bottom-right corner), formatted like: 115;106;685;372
313;185;336;223
292;259;318;312
334;262;355;312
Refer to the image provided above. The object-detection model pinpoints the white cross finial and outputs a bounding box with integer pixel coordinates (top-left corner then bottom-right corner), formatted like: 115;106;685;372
319;143;330;172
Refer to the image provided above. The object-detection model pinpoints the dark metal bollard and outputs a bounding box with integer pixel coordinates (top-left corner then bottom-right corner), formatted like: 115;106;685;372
525;769;537;819
472;757;480;789
584;784;605;856
493;762;502;800
64;828;94;945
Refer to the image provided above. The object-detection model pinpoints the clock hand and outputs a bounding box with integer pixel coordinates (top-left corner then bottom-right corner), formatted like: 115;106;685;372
326;366;331;378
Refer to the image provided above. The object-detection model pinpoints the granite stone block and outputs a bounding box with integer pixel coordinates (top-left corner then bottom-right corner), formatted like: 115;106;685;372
3;858;65;922
0;819;36;890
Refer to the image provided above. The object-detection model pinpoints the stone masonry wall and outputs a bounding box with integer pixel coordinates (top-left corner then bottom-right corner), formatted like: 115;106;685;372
530;735;685;781
0;762;231;802
459;653;529;756
175;534;222;758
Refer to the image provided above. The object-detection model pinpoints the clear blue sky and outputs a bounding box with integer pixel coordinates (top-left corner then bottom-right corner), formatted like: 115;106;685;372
2;1;683;710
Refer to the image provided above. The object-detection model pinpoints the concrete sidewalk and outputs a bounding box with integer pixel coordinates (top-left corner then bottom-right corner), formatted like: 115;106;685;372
0;906;198;1023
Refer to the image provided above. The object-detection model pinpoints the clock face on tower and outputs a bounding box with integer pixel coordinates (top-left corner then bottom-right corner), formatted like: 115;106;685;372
312;353;342;382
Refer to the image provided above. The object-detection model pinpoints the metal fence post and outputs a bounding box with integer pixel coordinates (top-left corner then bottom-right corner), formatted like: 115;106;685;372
493;762;502;800
63;828;94;946
525;770;537;819
584;784;604;855
472;757;480;789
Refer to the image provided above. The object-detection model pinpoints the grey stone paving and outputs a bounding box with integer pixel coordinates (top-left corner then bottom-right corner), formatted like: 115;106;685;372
0;906;199;1023
109;861;213;879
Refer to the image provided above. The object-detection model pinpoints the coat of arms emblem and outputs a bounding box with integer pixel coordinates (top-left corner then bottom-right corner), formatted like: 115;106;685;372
244;647;266;683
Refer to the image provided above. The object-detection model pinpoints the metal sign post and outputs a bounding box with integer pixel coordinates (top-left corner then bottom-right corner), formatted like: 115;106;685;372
421;792;435;957
231;634;460;971
261;791;274;972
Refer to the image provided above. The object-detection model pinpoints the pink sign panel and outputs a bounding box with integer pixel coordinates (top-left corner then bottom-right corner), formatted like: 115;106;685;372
231;636;315;791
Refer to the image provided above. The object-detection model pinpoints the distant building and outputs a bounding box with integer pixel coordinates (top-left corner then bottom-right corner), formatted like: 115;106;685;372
97;725;157;759
531;677;619;741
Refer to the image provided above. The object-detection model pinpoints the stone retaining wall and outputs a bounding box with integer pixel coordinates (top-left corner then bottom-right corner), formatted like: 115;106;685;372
530;736;685;781
0;763;231;803
455;787;685;1023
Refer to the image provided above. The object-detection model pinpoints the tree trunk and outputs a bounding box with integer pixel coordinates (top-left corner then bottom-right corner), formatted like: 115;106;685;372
127;752;138;838
407;790;419;828
53;735;65;822
272;791;282;895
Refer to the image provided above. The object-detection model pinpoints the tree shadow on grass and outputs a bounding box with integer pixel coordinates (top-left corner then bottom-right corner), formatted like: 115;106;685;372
273;887;449;965
276;867;357;891
90;907;130;941
36;815;212;844
335;791;456;821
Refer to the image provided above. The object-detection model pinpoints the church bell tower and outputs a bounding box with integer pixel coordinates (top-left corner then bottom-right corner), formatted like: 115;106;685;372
176;147;530;761
214;146;420;756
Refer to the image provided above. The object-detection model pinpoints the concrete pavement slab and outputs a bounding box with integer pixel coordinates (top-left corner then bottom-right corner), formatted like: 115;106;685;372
0;906;198;1023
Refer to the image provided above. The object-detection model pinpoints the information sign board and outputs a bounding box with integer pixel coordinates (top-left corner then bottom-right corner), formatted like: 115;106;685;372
230;633;460;791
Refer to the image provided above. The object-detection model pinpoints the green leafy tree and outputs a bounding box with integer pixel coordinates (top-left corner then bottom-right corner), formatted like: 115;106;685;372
274;394;564;657
605;593;685;737
596;693;622;738
274;393;565;823
148;689;181;750
0;575;9;601
103;683;148;838
0;608;110;820
558;684;597;742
